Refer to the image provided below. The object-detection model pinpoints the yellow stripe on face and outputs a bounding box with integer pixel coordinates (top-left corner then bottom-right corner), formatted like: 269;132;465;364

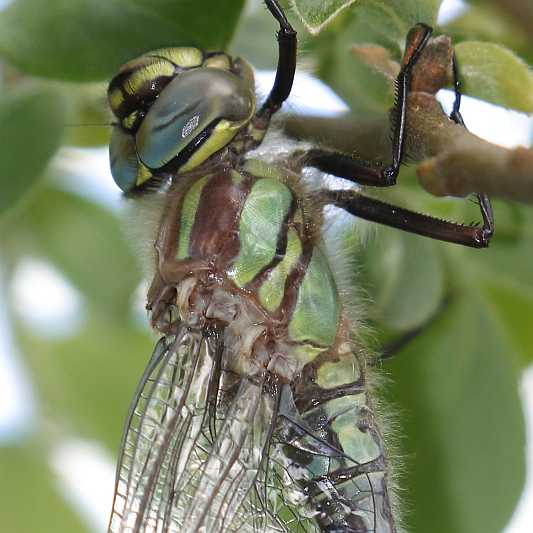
179;119;242;172
203;54;231;71
118;55;155;75
108;88;124;112
149;47;203;68
135;163;153;187
124;61;175;95
122;111;139;130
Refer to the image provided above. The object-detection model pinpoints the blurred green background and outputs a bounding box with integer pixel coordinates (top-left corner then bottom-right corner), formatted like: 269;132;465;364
0;1;532;532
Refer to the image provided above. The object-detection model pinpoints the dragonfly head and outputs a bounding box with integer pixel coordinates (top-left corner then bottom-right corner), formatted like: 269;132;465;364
108;48;256;193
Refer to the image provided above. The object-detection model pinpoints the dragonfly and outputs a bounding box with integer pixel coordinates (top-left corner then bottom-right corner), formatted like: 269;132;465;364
106;1;494;532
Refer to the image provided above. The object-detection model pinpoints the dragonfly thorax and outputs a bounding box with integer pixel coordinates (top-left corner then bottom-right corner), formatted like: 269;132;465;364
151;161;341;382
173;277;317;382
108;48;256;193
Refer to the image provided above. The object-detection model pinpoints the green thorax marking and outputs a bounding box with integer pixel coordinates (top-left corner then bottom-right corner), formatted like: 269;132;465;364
258;228;302;312
288;247;339;347
227;178;292;287
176;175;211;260
174;165;340;352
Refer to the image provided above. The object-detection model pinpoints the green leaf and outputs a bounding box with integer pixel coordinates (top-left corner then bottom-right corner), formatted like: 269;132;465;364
455;41;533;113
362;227;445;331
15;318;154;450
482;282;533;365
386;295;525;533
0;0;246;81
292;0;358;34
309;0;442;113
231;1;285;70
62;83;111;147
294;0;441;35
0;88;65;215
442;4;533;65
449;204;533;366
3;186;140;318
0;445;89;533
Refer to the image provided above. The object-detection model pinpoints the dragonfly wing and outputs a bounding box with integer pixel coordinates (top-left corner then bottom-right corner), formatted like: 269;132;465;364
108;328;208;532
107;325;288;533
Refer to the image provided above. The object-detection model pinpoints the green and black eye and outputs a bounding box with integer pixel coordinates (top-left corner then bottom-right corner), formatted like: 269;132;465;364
108;48;256;193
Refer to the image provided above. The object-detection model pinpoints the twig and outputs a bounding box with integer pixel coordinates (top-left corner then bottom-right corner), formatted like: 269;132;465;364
282;34;533;203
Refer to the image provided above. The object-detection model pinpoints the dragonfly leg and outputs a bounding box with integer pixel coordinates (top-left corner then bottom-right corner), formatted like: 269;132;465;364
296;23;432;187
306;31;493;247
257;0;297;120
449;53;495;239
322;189;493;247
147;194;210;328
148;256;210;332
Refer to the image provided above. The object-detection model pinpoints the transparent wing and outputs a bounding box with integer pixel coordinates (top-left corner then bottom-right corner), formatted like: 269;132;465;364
107;325;294;533
107;322;388;533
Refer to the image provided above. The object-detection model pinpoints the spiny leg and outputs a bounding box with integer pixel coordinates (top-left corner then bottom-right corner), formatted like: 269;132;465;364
322;189;492;247
310;27;493;247
450;53;495;239
256;0;297;122
298;23;433;187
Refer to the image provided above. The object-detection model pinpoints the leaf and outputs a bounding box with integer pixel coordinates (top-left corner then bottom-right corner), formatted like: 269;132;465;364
362;227;445;331
0;88;65;215
308;0;442;113
449;203;533;366
455;41;533;113
0;0;246;81
292;0;358;34
63;83;111;147
0;445;89;533
2;186;140;318
386;294;525;533
230;0;285;70
15;318;154;450
442;4;533;65
482;282;533;365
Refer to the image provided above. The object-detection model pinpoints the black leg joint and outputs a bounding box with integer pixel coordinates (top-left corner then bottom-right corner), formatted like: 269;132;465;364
259;0;297;117
382;165;399;185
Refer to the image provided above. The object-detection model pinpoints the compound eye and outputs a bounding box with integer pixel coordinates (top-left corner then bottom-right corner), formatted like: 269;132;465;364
109;126;151;192
135;68;255;170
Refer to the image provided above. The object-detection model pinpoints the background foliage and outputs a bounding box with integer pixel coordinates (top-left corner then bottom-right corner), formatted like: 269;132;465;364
0;1;532;532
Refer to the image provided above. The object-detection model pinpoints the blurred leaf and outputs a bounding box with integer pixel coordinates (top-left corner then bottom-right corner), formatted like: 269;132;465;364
309;0;442;113
63;83;111;147
3;186;140;318
292;0;358;34
455;41;533;113
467;0;533;39
0;0;246;81
346;0;442;49
449;204;533;366
0;445;89;533
15;318;154;450
442;4;533;65
482;283;533;365
231;1;287;70
386;294;525;533
362;227;445;331
0;88;65;215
